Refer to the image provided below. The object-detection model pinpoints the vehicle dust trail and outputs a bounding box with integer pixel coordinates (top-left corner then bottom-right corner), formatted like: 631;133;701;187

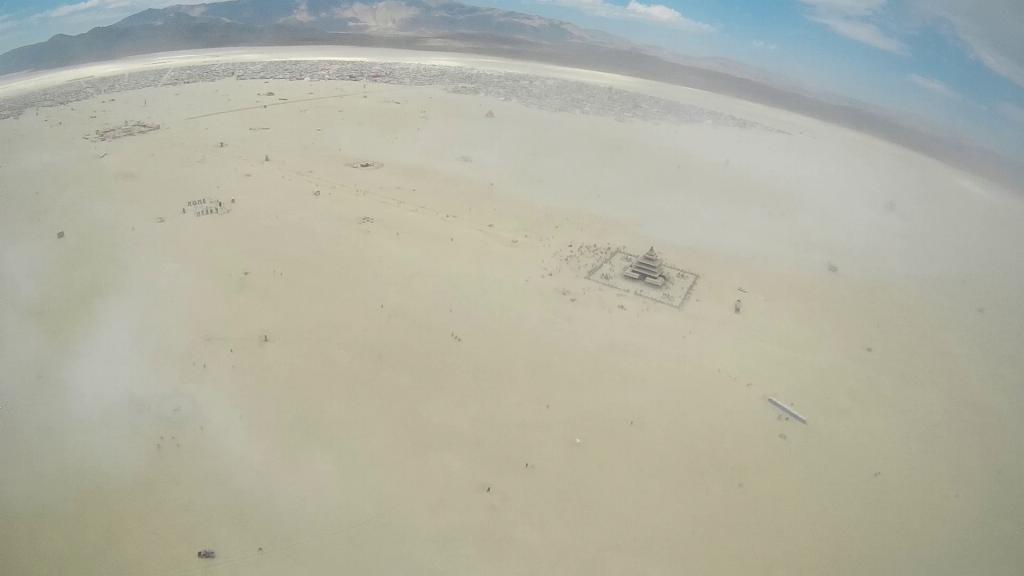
282;164;522;245
184;88;391;120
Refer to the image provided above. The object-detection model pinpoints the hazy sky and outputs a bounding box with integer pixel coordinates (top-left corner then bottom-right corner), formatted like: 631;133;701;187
1;0;1022;158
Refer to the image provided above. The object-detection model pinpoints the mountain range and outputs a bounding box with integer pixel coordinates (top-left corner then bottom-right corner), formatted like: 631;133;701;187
0;0;633;74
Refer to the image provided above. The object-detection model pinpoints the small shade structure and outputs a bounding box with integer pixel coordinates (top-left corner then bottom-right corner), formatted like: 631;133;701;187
623;247;666;287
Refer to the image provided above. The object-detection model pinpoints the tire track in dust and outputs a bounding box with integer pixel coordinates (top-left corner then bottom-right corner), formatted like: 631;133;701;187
285;165;524;248
184;89;392;120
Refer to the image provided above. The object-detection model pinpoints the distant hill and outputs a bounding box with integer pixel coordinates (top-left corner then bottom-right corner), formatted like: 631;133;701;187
0;0;1020;189
0;0;628;74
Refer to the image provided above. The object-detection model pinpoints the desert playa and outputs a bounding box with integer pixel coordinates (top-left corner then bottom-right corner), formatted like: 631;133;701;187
1;47;1022;575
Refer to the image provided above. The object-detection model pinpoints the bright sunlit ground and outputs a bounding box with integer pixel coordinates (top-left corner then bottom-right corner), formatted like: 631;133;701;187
2;48;1023;576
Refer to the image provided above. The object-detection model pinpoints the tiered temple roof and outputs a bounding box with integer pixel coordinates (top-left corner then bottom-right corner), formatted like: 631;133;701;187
623;247;666;287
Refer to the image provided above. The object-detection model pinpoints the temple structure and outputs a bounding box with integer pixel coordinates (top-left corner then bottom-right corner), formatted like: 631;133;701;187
623;247;667;287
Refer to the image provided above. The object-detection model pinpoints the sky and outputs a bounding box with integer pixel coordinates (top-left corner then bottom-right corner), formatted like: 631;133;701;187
0;0;1022;159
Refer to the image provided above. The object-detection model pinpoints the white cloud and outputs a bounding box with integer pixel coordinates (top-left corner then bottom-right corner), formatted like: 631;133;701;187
910;0;1024;89
752;40;778;51
799;0;908;55
30;0;204;21
547;0;712;31
803;1;1024;88
998;102;1024;126
799;0;886;17
40;0;134;20
809;14;908;54
624;1;682;24
907;73;961;100
970;44;1024;90
293;0;315;23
